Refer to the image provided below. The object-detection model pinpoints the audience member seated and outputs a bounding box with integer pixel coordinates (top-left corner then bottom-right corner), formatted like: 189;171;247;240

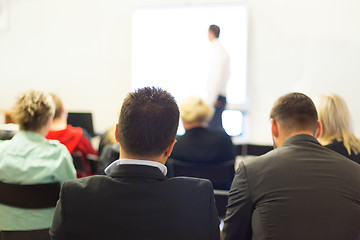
46;94;98;177
50;87;220;240
170;96;235;163
222;92;360;240
97;124;120;174
97;142;119;174
317;93;360;164
98;124;117;155
0;90;76;240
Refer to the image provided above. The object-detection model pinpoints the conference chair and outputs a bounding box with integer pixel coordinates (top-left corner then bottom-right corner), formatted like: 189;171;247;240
235;144;273;157
0;181;60;208
72;153;99;176
72;153;86;175
166;158;235;218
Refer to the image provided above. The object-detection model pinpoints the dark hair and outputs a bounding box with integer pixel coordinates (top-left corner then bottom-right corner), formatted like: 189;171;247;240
49;93;63;119
270;92;318;133
118;87;179;157
209;25;220;38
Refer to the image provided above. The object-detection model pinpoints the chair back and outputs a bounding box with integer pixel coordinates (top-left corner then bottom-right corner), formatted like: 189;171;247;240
72;153;85;172
0;182;60;208
167;159;235;218
214;189;230;219
235;144;273;156
167;159;235;189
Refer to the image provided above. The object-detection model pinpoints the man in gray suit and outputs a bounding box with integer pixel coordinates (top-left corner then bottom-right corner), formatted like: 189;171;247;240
50;87;220;240
222;92;360;240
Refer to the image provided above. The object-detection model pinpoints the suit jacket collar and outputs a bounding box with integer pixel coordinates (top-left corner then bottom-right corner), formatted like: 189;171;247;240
109;164;167;181
282;134;320;148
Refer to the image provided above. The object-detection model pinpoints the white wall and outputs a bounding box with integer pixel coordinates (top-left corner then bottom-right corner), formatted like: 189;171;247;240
1;0;360;144
245;0;360;144
0;0;131;132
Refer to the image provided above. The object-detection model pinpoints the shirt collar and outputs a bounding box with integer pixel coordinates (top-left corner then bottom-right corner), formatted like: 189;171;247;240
104;158;167;176
211;38;220;45
15;130;47;142
282;134;320;147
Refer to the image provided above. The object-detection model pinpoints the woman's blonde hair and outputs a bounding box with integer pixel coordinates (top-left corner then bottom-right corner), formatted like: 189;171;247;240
317;93;360;154
180;96;213;124
103;125;118;145
12;90;55;131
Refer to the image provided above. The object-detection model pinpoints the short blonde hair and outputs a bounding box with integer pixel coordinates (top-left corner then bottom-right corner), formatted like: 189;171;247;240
317;93;360;154
180;96;213;124
12;90;55;131
49;93;63;119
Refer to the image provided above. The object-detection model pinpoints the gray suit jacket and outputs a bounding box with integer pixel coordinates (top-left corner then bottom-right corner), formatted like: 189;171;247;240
222;134;360;240
50;164;220;240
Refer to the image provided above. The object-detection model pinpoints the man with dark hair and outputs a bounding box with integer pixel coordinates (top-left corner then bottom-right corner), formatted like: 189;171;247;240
207;24;230;130
222;92;360;240
50;87;220;240
209;24;220;38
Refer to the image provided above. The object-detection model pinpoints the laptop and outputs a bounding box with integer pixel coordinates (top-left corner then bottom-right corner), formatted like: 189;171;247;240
67;112;95;137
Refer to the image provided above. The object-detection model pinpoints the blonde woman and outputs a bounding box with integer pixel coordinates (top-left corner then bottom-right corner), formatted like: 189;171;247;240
0;90;76;240
317;93;360;164
170;96;235;164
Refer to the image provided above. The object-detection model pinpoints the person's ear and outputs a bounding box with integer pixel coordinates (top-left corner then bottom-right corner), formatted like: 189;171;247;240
271;118;279;138
115;124;119;142
45;116;53;129
315;121;322;139
61;106;68;119
164;140;177;158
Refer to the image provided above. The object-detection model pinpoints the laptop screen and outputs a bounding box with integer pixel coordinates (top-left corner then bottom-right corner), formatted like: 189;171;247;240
67;112;95;137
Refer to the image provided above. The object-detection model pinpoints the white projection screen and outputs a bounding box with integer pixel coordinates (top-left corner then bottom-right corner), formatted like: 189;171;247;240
131;4;248;136
131;4;248;105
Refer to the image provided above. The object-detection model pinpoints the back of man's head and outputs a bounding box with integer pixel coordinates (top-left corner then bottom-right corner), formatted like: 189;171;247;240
118;87;179;158
209;25;220;38
270;92;318;135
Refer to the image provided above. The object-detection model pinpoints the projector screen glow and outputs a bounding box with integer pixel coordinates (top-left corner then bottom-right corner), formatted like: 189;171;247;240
222;110;244;136
131;4;248;105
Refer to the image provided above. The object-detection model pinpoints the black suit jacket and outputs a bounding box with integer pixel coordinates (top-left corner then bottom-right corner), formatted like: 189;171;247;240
50;164;220;240
222;134;360;240
324;139;360;165
171;127;235;163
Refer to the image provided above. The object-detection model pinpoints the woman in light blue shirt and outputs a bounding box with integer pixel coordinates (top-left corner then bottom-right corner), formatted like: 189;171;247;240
0;90;76;240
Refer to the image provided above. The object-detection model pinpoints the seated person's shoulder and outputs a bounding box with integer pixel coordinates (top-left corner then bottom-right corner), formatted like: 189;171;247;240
62;174;109;189
0;139;10;147
0;140;12;154
167;176;213;189
164;177;215;200
211;129;231;140
80;127;93;140
103;143;120;153
66;124;83;135
241;147;279;168
46;138;69;152
100;143;120;161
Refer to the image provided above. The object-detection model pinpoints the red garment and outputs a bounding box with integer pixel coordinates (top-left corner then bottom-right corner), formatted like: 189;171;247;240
46;125;98;177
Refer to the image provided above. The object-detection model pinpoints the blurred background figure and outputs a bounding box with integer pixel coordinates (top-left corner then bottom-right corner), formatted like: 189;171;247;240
0;90;76;240
98;124;117;156
46;93;98;176
170;96;235;163
317;93;360;164
207;24;230;131
97;125;119;175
